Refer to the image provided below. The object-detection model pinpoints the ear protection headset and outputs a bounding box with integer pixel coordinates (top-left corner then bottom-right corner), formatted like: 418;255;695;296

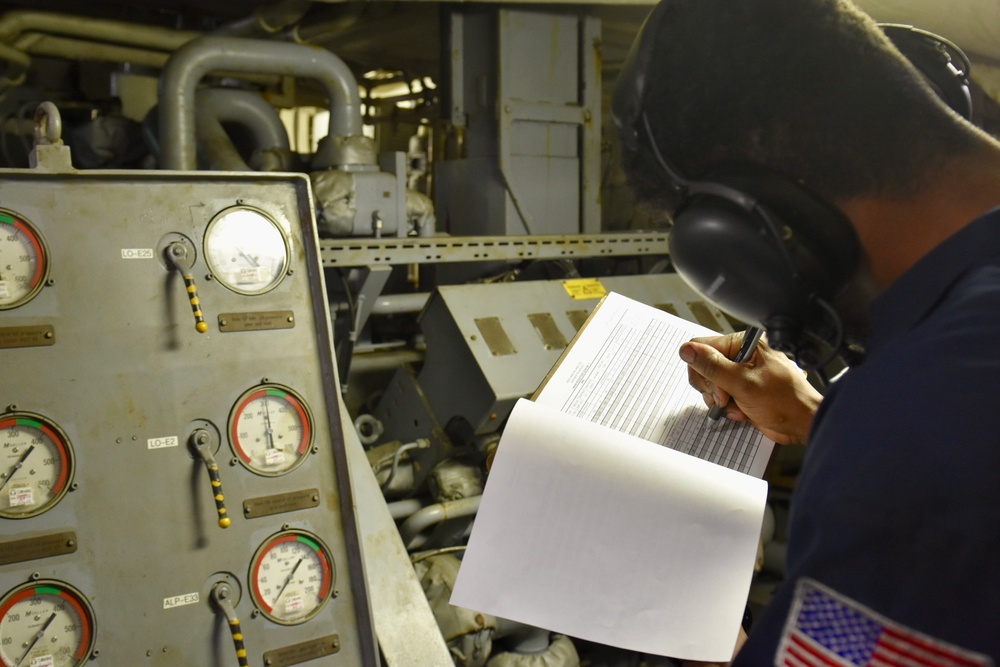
611;2;973;369
881;23;972;122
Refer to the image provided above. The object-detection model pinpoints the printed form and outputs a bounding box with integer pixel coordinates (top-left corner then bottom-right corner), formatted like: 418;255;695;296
451;292;773;661
534;290;773;478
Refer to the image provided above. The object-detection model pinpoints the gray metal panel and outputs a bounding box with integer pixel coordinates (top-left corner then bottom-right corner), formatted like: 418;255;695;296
416;275;732;434
440;7;602;236
506;154;580;234
0;170;377;665
501;11;579;104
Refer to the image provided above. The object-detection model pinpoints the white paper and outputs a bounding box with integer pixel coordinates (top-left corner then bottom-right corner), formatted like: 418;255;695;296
535;291;774;478
451;292;774;660
451;399;768;661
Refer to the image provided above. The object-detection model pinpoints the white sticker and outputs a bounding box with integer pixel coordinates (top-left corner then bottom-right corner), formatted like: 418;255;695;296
147;435;179;450
0;281;8;298
238;267;262;284
9;485;33;507
30;655;54;667
284;593;304;613
163;592;200;609
264;448;286;466
121;248;155;259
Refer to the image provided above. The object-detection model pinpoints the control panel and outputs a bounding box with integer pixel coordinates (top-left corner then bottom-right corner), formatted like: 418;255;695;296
0;167;377;666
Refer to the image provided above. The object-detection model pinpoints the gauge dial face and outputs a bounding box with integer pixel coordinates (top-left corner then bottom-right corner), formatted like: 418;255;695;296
0;581;96;667
0;414;74;519
229;385;312;476
203;206;289;295
0;210;49;310
249;531;335;625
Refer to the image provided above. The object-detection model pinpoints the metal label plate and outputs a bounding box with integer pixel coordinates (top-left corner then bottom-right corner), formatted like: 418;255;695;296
0;324;55;349
0;530;77;566
217;310;294;333
243;488;320;519
262;634;340;667
474;317;517;356
528;312;567;350
566;309;590;332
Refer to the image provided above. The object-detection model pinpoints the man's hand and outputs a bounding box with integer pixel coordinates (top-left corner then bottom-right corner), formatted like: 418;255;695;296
679;332;822;446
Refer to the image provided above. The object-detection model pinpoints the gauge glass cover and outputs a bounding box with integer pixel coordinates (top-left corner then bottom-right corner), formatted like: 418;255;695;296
250;530;335;625
0;580;95;667
229;385;312;476
0;413;74;519
0;210;49;310
204;206;289;295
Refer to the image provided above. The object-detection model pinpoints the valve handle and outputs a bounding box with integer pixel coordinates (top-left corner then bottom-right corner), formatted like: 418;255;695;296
190;429;230;528
165;241;208;334
182;273;208;334
211;583;249;667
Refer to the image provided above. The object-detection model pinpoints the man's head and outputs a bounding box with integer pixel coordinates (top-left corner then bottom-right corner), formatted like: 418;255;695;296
613;0;986;366
616;0;981;208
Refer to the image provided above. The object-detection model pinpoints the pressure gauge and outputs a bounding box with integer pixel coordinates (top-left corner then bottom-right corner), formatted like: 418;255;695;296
0;580;96;667
249;530;335;625
229;384;313;476
0;209;49;310
203;206;289;295
0;413;74;519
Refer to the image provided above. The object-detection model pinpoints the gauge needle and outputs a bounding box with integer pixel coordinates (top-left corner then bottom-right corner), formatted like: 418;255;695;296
0;444;35;493
262;400;276;450
236;246;259;267
14;612;56;667
272;558;303;606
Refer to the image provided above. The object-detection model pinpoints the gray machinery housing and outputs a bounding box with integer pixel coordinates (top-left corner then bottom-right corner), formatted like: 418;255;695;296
0;142;377;666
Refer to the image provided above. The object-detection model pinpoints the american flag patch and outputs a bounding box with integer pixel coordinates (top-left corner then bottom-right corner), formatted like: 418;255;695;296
776;578;993;667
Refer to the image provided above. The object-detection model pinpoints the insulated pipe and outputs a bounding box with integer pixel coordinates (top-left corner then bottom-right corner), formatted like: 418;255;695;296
399;496;481;550
196;88;290;171
159;36;362;170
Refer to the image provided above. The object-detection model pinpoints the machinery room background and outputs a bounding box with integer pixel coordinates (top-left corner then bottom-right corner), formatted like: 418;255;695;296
2;1;1000;666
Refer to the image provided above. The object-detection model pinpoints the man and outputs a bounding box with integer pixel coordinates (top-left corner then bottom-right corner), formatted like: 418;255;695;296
616;0;1000;664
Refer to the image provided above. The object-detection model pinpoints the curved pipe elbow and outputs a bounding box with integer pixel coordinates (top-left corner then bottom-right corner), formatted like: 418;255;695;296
160;36;361;170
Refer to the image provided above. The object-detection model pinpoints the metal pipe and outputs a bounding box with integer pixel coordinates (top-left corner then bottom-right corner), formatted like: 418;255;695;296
285;1;367;45
196;88;290;171
159;36;362;170
380;438;429;491
332;292;431;316
0;39;29;87
212;0;313;38
347;347;424;374
14;33;170;69
387;498;423;521
399;496;481;550
371;293;431;314
0;10;198;51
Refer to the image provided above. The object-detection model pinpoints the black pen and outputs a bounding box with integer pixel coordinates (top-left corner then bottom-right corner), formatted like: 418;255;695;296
707;326;764;421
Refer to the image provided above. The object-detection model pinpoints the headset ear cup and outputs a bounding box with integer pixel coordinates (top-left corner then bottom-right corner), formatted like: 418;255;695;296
669;196;808;327
668;169;860;333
